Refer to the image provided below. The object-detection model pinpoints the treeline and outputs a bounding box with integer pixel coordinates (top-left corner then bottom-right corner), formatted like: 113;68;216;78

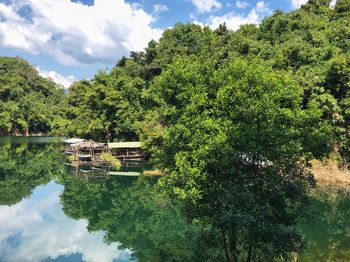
0;57;65;135
52;0;349;160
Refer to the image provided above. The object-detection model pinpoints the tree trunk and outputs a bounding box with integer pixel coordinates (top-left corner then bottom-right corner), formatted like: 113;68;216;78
228;231;239;262
246;244;253;262
11;124;16;136
105;127;111;143
220;227;239;262
221;228;231;262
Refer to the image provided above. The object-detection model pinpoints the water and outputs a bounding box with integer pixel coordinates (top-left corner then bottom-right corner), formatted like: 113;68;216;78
298;189;350;261
0;137;349;262
0;137;216;262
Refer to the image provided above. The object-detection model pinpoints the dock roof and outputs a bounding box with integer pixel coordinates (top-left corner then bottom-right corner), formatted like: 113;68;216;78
64;138;86;144
108;141;141;149
71;140;107;149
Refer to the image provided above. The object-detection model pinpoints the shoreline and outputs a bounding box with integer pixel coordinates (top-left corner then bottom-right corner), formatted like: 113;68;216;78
0;135;348;186
0;133;48;137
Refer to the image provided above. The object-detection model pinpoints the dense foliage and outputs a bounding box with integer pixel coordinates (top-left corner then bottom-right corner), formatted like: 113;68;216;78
52;67;145;141
146;56;332;261
0;57;65;135
53;1;349;160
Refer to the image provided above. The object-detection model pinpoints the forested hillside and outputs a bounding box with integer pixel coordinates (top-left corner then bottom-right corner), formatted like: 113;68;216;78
53;0;350;161
0;57;65;135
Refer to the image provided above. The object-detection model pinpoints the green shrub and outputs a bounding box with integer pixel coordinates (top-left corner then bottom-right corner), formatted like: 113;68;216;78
99;153;121;167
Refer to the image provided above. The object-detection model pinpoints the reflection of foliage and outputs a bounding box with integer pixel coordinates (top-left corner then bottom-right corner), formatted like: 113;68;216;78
99;153;121;167
299;189;350;261
0;142;65;206
60;174;225;261
67;154;78;161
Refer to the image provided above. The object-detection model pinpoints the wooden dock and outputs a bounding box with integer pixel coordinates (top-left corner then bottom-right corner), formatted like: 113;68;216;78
108;142;144;159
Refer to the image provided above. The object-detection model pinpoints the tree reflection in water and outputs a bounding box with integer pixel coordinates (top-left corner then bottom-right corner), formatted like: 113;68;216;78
0;141;64;206
1;142;350;261
59;172;225;262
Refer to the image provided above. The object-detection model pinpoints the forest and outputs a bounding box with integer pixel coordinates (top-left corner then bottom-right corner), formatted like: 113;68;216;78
1;0;350;261
0;57;65;135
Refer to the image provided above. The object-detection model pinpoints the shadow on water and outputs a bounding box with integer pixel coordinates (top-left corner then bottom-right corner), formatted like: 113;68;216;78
0;138;350;261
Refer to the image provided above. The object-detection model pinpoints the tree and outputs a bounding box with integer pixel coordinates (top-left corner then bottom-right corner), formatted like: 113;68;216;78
0;57;65;135
144;56;332;261
335;0;350;15
53;67;145;142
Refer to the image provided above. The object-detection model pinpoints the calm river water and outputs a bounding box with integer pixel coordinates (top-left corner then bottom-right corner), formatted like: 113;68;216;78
0;137;349;262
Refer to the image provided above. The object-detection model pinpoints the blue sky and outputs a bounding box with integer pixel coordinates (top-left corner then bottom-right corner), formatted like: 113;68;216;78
0;0;312;87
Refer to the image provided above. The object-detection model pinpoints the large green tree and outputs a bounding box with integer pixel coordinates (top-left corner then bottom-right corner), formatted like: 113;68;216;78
143;57;332;261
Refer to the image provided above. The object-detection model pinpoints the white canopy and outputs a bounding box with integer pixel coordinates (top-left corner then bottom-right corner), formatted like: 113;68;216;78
64;138;86;144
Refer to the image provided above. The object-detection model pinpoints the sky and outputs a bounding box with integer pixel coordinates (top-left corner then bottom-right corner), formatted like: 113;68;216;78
0;0;317;88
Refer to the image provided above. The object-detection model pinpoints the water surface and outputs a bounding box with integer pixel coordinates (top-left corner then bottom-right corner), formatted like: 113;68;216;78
0;137;349;262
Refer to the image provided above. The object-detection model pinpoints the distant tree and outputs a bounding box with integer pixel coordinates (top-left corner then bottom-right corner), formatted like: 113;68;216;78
335;0;350;14
0;57;65;135
54;67;145;142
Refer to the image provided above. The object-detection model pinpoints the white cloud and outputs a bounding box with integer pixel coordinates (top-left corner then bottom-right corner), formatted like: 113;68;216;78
0;0;163;66
152;4;169;22
0;182;131;262
290;0;338;10
208;1;272;30
153;4;169;15
37;67;77;89
192;0;222;13
256;1;269;11
130;2;142;9
289;0;308;9
193;20;206;27
189;12;197;20
235;1;250;9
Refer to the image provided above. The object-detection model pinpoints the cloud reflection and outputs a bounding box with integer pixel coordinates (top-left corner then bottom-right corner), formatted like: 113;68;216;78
0;182;131;262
